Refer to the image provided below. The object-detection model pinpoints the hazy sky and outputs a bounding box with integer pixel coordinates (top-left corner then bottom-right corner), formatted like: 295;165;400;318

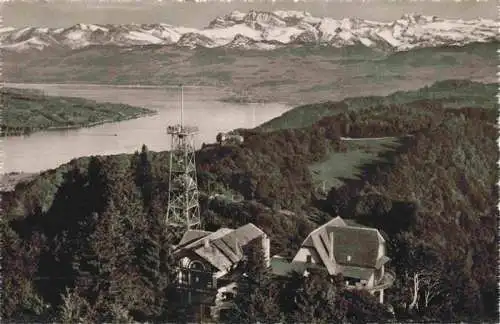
2;0;497;28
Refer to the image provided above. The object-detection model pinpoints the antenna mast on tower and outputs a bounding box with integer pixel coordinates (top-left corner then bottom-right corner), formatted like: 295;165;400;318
166;85;201;230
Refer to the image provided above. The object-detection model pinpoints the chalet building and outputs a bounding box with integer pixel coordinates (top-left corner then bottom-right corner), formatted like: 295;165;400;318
172;223;271;320
271;216;394;303
216;132;244;145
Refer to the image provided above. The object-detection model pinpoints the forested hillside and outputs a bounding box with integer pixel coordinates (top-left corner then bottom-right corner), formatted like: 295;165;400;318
2;87;156;136
1;80;497;322
259;79;497;131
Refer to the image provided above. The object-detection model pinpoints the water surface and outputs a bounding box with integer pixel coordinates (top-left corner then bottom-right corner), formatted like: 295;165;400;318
4;83;292;174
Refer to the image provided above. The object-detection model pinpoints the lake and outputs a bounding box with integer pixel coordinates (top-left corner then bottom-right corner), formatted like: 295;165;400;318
3;83;292;174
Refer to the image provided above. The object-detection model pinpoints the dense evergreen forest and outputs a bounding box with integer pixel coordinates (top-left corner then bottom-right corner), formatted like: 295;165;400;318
1;80;497;323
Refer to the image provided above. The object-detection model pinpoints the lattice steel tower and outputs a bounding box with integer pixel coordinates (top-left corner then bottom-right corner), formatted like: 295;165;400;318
166;85;201;230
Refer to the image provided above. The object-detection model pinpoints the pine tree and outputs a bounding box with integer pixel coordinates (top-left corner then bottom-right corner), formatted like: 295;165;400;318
73;155;151;320
134;144;154;210
59;288;93;323
227;239;281;323
280;270;349;324
1;220;48;320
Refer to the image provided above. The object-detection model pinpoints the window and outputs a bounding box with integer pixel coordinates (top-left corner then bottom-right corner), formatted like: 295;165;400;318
306;255;312;263
222;292;234;301
179;270;189;285
189;260;205;271
345;276;361;287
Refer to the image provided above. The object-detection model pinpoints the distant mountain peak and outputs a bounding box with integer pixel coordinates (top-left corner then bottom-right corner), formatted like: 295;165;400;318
1;10;498;52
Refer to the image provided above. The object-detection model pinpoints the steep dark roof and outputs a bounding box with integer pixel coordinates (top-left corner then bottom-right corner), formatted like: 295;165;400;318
174;223;266;273
302;216;347;248
177;230;212;247
295;216;389;279
212;237;241;264
331;226;380;268
224;223;264;247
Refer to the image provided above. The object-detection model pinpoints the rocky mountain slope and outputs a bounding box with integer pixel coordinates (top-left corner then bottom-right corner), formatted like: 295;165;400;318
1;10;498;52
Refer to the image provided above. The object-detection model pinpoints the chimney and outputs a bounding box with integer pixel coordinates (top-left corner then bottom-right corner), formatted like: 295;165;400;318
235;238;242;257
330;231;337;274
329;232;334;260
262;234;271;267
204;238;210;249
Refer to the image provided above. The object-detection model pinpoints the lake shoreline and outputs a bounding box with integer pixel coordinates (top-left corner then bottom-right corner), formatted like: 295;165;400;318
2;110;158;137
4;82;300;106
0;172;38;192
3;83;293;174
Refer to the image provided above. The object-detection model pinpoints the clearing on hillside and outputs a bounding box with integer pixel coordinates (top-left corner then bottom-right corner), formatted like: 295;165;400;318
309;136;403;193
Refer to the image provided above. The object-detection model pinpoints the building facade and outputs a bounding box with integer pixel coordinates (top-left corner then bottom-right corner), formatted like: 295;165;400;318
272;216;394;303
172;223;271;320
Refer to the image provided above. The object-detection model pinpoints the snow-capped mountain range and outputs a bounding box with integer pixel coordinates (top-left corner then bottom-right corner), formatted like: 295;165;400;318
1;10;498;52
